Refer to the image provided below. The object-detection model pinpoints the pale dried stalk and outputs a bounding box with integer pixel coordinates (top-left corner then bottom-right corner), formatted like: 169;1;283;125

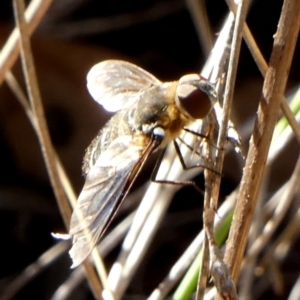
288;274;300;300
260;202;300;267
13;0;71;242
51;267;84;300
185;0;213;56
12;0;104;298
203;1;251;299
146;11;242;295
0;0;53;85
245;155;300;263
44;0;184;38
147;192;237;300
2;242;69;300
225;0;300;142
224;0;300;283
50;211;135;300
106;122;206;299
5;72;78;206
237;152;300;297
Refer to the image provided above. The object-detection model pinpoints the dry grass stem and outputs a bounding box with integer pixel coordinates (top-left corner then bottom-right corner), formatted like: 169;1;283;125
2;241;69;300
0;0;53;85
225;0;300;143
246;156;300;262
211;0;249;221
45;0;184;39
5;71;78;206
106;128;204;299
197;0;251;299
12;0;104;298
185;0;213;56
50;267;85;300
13;0;71;226
224;0;300;283
2;0;299;298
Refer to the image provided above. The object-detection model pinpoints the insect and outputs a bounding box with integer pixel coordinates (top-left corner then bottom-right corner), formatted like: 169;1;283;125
69;60;217;267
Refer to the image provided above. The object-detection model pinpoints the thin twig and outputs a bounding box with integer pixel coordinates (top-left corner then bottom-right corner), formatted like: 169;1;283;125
50;267;83;300
42;0;184;38
5;71;36;125
5;71;78;206
51;211;135;300
224;0;300;283
199;0;251;299
106;120;210;299
2;242;69;300
288;273;300;300
279;96;300;143
12;0;103;298
107;143;193;299
245;154;300;263
225;0;300;143
259;183;300;269
0;0;53;85
13;0;71;236
185;0;213;56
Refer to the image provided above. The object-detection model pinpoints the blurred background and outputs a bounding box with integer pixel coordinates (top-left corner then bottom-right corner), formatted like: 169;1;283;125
0;0;299;299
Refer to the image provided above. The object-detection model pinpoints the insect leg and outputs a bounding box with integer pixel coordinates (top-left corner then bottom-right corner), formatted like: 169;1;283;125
150;146;204;194
183;127;209;138
178;137;203;157
174;139;221;176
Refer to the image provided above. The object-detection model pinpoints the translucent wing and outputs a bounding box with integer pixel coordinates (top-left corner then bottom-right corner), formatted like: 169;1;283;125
87;60;162;112
69;134;157;267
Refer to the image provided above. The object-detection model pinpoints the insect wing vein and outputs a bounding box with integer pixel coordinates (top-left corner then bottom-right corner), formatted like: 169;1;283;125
87;60;161;112
69;135;153;267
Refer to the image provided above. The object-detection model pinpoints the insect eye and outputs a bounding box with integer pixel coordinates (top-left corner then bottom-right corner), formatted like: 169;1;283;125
176;82;212;119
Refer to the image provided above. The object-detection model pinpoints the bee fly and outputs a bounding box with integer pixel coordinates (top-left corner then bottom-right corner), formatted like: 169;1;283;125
69;60;217;267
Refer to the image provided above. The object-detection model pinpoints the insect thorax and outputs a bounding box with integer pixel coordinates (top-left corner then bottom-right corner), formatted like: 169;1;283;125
128;84;190;137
